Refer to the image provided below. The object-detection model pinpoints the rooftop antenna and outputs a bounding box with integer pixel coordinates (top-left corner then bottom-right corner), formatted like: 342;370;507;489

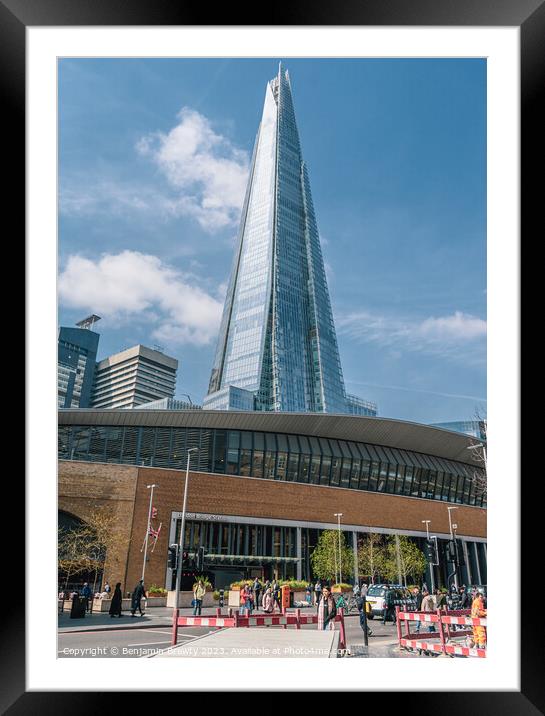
76;314;101;331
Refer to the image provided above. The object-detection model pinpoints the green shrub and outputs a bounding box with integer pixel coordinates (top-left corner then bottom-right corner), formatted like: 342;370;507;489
332;583;353;591
213;591;220;600
147;584;167;596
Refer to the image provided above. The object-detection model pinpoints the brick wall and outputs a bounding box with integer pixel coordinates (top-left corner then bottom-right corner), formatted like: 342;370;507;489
59;461;486;593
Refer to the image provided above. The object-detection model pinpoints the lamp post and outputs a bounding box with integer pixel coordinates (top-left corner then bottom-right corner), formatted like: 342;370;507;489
334;513;343;585
447;506;459;589
174;448;198;610
141;484;157;582
422;519;435;592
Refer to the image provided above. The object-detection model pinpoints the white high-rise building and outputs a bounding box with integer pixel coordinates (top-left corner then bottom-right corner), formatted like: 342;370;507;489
91;345;178;410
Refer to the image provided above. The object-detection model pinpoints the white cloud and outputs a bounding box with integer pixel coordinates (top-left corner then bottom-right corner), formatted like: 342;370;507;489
59;250;223;346
59;107;249;233
136;107;249;231
338;309;486;361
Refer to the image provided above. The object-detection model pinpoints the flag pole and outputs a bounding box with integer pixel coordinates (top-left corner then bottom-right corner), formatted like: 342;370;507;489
151;523;162;553
141;484;157;582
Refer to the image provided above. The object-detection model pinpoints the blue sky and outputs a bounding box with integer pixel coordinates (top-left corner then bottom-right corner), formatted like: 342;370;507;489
58;58;486;423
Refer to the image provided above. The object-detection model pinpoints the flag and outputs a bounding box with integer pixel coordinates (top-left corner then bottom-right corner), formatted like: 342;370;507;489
151;507;158;519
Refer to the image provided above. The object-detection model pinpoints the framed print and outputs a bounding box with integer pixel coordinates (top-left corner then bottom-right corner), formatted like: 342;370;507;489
8;0;539;707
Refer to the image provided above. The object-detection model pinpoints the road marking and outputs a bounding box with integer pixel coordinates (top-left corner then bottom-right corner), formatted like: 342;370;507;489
128;640;174;646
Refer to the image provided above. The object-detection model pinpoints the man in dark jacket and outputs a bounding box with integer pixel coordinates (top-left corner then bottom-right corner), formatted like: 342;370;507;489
382;589;397;625
460;585;469;609
253;578;262;609
413;587;423;633
80;582;93;612
131;580;146;616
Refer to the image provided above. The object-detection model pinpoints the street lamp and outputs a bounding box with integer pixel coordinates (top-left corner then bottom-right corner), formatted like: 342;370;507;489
447;506;459;589
422;520;435;592
334;513;343;585
174;448;198;610
141;484;157;582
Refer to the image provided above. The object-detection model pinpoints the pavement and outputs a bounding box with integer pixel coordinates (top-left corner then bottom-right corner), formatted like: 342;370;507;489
153;627;340;658
58;608;425;658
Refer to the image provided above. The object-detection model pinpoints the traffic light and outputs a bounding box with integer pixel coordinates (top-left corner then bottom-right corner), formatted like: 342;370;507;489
167;544;178;569
425;539;435;562
455;539;465;567
446;540;457;563
196;546;206;572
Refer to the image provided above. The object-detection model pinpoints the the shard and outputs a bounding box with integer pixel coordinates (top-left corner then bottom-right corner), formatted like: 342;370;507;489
204;65;375;416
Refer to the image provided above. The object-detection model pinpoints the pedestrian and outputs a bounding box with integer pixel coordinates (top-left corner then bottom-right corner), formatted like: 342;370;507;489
317;585;337;631
103;581;111;596
314;580;322;606
353;582;360;598
435;588;447;610
245;584;254;615
382;588;396;625
109;582;123;618
305;582;312;605
413;587;423;633
130;579;146;617
80;582;93;612
356;592;373;637
193;579;206;616
420;589;436;633
253;577;262;609
262;586;274;613
460;585;469;609
470;591;487;649
272;581;281;612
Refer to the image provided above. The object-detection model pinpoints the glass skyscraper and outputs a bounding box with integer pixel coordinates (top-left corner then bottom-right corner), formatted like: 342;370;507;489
204;66;375;415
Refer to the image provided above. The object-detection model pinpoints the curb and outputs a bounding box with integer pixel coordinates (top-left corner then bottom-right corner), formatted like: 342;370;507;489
59;619;172;634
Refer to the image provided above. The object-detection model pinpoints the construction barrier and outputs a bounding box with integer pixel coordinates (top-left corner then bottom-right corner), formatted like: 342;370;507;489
395;606;487;658
171;606;346;649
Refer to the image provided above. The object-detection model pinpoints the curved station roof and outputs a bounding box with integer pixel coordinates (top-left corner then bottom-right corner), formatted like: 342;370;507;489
59;409;482;467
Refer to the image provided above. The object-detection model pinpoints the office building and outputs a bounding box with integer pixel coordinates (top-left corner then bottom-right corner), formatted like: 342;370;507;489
204;66;372;415
91;344;178;410
57;316;101;408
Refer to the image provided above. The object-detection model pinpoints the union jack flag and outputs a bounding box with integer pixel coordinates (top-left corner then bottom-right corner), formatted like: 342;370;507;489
149;524;161;539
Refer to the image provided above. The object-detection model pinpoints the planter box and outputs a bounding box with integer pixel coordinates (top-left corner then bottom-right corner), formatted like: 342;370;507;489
166;590;216;608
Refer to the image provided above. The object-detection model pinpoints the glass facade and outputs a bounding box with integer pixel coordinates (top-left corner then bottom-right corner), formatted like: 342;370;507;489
205;66;367;414
58;424;486;507
58;327;100;408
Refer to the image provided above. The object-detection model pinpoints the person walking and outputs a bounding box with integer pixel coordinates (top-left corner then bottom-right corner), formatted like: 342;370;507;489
356;592;373;637
103;581;111;596
272;581;281;612
130;579;146;617
262;586;274;613
470;591;487;649
80;582;93;613
193;579;206;616
459;585;469;609
314;580;322;606
382;589;396;625
420;589;436;633
109;582;123;618
253;577;262;609
317;585;337;631
435;588;447;610
305;582;313;605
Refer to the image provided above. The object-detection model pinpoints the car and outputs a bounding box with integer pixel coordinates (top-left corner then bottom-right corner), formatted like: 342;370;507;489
364;584;416;620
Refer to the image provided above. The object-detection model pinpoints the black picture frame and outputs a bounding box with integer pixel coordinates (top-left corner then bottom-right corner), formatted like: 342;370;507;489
8;0;537;708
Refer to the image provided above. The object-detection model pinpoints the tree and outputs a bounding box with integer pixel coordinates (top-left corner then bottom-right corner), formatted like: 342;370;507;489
310;530;353;583
383;536;427;587
357;533;387;584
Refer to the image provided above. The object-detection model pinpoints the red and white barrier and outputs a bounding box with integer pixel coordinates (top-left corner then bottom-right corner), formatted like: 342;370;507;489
395;606;487;658
171;606;346;649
